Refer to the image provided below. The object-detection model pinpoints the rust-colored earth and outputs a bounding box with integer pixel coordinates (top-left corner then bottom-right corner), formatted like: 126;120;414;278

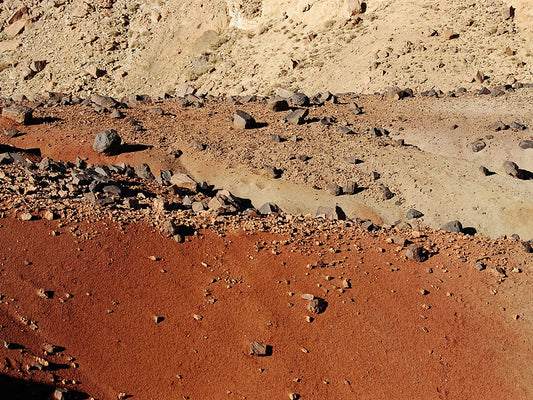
1;94;533;400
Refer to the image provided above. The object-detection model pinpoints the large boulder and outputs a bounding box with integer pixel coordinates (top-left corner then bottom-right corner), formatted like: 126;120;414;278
93;129;122;154
2;104;32;124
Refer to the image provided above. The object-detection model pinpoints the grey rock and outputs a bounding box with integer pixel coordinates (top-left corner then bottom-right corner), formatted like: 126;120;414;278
326;182;342;196
162;220;178;236
479;166;490;176
91;94;117;108
315;206;345;220
510;121;527;131
134;163;155;180
406;244;427;262
503;161;521;178
471;140;486;152
519;140;533;149
93;129;121;154
0;153;14;165
343;182;357;195
2;104;33;124
250;341;269;356
291;92;309;106
474;261;486;271
391;236;407;247
192;202;206;212
259;202;280;215
285;108;308;125
160;170;173;184
3;128;21;137
110;109;123;119
360;220;375;231
234;110;255;129
264;165;280;179
189;140;205;151
520;241;533;253
441;220;463;233
169;173;198;192
380;185;394;200
308;298;327;314
270;134;282;142
267;97;289;111
336;126;355;135
488;121;508;131
406;209;423;219
348;102;363;115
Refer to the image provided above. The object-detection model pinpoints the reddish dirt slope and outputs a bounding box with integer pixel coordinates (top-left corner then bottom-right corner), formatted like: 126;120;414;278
1;215;532;399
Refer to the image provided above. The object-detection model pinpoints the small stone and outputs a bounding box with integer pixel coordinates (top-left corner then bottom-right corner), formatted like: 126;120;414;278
170;173;198;192
479;166;490;176
264;165;280;179
519;140;533;149
301;294;314;300
285;108;309;125
308;298;327;314
380;185;394;200
37;288;53;299
326;182;342;196
471;140;486;152
250;341;269;356
43;343;60;354
2;104;33;125
441;220;463;233
488;121;509;131
234;110;255;129
343;182;357;195
519;241;533;253
44;210;57;221
93;129;121;154
288;394;300;400
292;92;309;106
419;289;429;295
134;164;155;180
502;161;521;178
20;212;33;221
193;314;203;321
510;121;527;131
406;209;423;219
406;244;427;262
86;65;106;78
442;28;456;40
267;98;289;111
154;316;164;323
474;261;486;271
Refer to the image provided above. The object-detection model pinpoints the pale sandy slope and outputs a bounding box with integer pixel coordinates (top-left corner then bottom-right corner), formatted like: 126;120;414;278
0;0;532;98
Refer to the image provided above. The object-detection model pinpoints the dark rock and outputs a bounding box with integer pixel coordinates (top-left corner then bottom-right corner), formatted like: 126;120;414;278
124;198;140;210
110;109;123;119
510;121;527;131
380;185;394;200
259;202;280;215
263;165;280;178
326;182;342;196
479;166;490;176
2;104;33;124
336;126;355;135
491;88;505;97
318;91;336;103
471;139;486;152
0;153;14;165
308;298;327;314
503;161;521;178
134;164;155;180
406;209;423;219
285;108;308;125
371;171;380;180
162;220;178;236
93;129;122;154
315;206;345;220
160;170;173;184
250;341;270;356
343;182;357;195
519;241;532;253
406;244;427;262
149;107;164;115
91;94;117;109
348;102;363;115
291;92;309;107
234;110;255;129
519;140;533;149
478;87;490;95
487;121;508;131
267;98;289;111
441;220;463;233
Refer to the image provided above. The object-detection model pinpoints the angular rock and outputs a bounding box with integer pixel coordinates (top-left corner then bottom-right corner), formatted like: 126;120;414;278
162;220;178;236
406;244;427;262
479;166;490;176
91;94;117;109
406;209;423;219
510;121;526;131
285;109;308;125
441;220;463;233
308;298;327;314
0;153;14;165
267;98;289;111
2;104;32;124
250;341;269;356
291;92;309;107
380;185;394;200
343;182;357;195
519;241;533;253
519;140;533;149
503;161;521;178
336;126;355;135
134;164;155;180
169;173;198;192
93;129;121;154
259;202;280;215
263;165;280;179
315;206;345;220
471;139;486;152
487;121;508;131
326;182;342;196
234;110;255;129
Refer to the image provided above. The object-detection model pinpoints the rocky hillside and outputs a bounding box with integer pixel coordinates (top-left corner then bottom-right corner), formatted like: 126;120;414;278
1;0;532;99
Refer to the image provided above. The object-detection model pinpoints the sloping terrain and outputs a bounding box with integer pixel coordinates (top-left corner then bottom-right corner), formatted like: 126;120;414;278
1;0;533;98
